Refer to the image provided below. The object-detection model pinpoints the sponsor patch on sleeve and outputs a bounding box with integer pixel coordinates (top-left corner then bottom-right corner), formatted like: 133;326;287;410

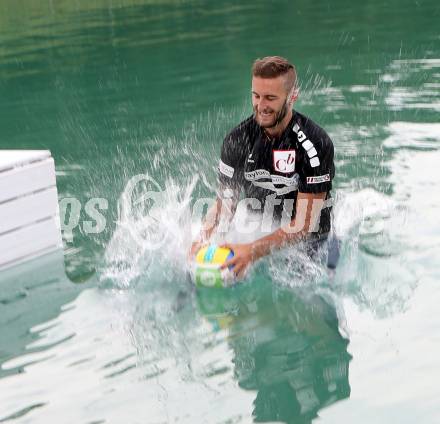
219;159;234;178
306;174;330;184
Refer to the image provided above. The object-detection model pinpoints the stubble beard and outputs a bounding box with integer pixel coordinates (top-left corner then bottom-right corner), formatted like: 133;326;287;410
254;101;289;129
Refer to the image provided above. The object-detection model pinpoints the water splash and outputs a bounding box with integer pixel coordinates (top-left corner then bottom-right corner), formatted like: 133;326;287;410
331;188;417;317
99;174;198;288
97;163;417;320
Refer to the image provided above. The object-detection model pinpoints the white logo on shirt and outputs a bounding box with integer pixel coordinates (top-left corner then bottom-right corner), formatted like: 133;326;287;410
273;150;295;173
292;123;321;168
244;169;299;195
219;160;234;178
307;174;330;184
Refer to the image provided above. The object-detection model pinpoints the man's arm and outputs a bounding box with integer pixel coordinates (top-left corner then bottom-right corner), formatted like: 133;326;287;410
250;191;326;257
190;124;245;258
189;192;239;258
221;191;327;277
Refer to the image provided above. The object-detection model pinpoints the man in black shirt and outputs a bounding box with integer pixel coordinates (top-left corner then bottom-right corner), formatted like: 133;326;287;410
191;56;335;277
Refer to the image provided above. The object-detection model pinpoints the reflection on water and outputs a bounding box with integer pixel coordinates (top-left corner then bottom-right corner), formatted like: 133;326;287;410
0;251;81;380
197;281;351;423
0;271;351;423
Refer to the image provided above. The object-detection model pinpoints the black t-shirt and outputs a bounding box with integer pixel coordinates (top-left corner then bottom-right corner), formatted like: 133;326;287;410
218;110;335;235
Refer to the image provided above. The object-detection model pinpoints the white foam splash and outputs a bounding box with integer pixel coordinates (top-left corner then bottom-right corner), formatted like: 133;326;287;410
99;175;198;288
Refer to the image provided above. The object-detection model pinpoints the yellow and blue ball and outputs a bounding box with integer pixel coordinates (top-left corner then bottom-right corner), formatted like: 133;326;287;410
193;245;235;288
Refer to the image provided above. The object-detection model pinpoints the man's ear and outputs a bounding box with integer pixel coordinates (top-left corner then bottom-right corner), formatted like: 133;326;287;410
288;88;299;106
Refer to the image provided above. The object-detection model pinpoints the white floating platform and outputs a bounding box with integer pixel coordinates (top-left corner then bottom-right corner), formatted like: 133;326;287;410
0;150;62;271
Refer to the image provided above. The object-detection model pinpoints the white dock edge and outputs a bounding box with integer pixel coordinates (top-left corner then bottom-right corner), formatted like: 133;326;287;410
0;150;62;271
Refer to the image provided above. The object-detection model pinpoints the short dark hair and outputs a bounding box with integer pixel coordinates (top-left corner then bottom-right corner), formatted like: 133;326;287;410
252;56;297;93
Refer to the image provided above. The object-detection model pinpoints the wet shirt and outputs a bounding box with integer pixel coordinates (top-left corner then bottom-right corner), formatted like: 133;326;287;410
218;110;335;235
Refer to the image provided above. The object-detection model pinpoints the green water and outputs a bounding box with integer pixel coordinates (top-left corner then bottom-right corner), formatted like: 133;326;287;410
1;0;440;422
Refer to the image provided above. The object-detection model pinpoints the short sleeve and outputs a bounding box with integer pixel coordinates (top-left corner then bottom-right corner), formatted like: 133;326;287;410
297;132;335;193
217;133;246;194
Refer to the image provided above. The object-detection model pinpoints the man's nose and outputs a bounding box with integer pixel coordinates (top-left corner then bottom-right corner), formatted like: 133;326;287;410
257;98;267;110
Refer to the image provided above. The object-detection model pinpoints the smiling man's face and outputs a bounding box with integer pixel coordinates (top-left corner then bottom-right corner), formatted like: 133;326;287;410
252;75;290;129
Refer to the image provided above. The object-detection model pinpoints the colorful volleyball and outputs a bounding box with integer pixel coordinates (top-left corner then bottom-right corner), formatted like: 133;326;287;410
193;245;235;288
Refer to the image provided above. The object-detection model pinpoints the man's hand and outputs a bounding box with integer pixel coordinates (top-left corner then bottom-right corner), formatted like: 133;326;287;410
188;241;204;261
219;242;255;279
